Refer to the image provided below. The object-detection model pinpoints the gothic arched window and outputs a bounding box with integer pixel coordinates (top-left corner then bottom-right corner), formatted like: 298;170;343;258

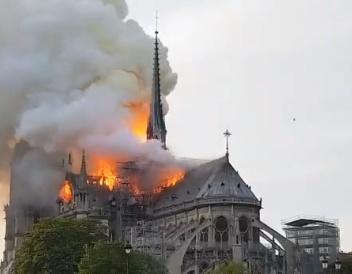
215;216;228;243
239;216;249;233
239;215;249;243
200;227;208;242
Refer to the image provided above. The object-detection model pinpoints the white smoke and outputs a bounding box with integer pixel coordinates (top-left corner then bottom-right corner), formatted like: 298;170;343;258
0;0;181;219
0;0;177;162
0;1;179;257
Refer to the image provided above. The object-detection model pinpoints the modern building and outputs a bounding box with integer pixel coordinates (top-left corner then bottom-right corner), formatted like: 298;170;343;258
282;216;340;274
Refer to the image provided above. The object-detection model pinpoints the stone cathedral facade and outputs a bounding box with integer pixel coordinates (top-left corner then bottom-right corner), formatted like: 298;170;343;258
1;30;307;274
127;155;304;274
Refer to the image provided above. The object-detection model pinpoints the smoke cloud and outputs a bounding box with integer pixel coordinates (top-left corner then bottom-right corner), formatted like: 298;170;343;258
11;144;64;209
0;0;179;245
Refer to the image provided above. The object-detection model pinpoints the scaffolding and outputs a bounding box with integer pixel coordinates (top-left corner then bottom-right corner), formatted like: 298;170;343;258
282;215;340;274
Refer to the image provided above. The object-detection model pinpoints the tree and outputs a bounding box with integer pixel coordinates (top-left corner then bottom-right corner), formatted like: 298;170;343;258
78;241;168;274
14;218;107;274
341;253;352;274
207;261;247;274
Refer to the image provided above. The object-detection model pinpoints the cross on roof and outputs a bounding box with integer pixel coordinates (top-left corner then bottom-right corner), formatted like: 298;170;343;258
223;129;232;158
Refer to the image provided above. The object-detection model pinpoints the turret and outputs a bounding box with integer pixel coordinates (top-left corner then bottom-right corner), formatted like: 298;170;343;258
74;150;89;213
80;150;87;179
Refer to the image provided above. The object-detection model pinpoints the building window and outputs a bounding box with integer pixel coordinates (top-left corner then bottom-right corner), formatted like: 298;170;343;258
320;255;330;261
238;216;249;243
200;228;208;242
286;231;296;238
215;216;228;243
239;216;249;233
298;239;314;245
318;238;333;244
319;247;329;254
304;248;314;254
297;230;312;236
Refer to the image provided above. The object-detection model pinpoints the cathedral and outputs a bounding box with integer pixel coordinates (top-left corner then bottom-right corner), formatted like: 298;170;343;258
1;30;307;274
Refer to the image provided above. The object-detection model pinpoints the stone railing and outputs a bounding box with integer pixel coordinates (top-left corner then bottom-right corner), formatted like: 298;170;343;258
153;196;262;218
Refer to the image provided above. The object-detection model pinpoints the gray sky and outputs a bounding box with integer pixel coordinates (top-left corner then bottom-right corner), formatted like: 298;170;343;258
127;0;352;251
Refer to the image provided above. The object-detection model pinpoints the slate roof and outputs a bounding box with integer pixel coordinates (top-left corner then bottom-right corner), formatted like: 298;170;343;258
154;156;259;209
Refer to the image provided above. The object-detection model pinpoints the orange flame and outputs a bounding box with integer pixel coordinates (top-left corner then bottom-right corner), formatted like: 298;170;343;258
131;183;143;195
90;158;186;193
154;169;185;193
164;171;185;187
85;97;187;194
124;100;150;141
58;180;73;203
93;159;118;191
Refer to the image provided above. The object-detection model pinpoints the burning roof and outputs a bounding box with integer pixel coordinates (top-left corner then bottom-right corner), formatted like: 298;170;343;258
154;156;260;211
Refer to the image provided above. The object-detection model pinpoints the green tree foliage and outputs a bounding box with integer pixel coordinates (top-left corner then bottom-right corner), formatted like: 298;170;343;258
207;261;247;274
78;241;168;274
14;218;107;274
342;254;352;274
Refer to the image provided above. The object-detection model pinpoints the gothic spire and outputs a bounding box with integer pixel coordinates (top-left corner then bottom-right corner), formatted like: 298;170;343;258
80;150;87;177
146;25;167;149
68;152;72;166
64;152;72;173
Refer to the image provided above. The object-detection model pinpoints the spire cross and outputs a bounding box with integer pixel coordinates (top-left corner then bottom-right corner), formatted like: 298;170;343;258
155;10;159;34
223;129;232;158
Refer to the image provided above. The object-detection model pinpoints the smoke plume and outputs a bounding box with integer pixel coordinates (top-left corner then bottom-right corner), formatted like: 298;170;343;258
0;0;178;213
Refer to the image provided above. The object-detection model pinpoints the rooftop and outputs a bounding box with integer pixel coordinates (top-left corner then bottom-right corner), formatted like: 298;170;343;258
282;216;338;228
154;156;260;210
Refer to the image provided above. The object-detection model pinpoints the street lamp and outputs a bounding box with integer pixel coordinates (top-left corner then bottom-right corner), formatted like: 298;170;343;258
125;243;132;274
335;259;342;272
